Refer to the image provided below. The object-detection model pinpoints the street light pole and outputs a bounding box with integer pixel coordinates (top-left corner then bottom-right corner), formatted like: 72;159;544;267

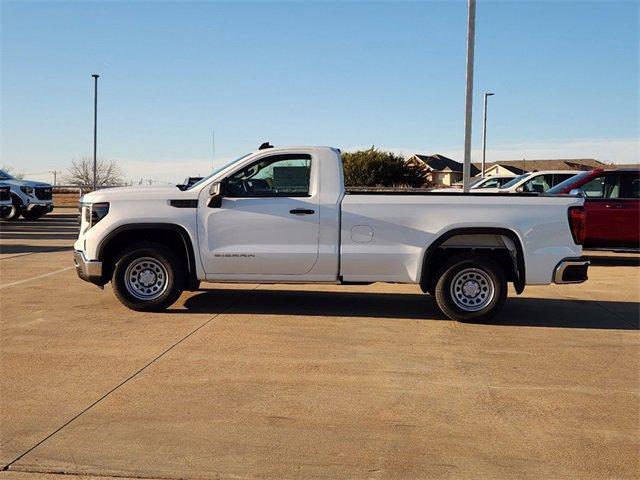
481;92;494;178
462;0;476;193
92;74;99;190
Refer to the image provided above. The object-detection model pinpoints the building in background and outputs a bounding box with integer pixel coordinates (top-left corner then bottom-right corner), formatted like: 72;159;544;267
405;154;480;187
474;159;605;176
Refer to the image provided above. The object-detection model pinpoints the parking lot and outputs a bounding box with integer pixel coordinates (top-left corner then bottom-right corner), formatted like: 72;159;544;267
1;210;638;479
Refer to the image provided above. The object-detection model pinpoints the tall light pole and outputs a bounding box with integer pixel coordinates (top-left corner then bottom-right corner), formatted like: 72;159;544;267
462;0;476;192
92;74;99;190
481;92;494;177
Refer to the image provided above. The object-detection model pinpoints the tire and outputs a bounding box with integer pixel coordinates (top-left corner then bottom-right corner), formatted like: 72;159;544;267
111;241;184;311
434;253;507;322
0;195;23;221
21;210;43;220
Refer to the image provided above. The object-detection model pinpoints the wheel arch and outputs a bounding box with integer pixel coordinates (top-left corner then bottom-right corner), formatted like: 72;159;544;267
419;227;526;294
97;223;199;290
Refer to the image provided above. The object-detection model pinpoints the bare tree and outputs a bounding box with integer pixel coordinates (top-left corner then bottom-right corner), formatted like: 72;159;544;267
64;157;124;188
1;165;25;180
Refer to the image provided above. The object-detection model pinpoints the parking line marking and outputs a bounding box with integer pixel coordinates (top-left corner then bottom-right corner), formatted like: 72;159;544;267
2;283;261;471
0;266;75;290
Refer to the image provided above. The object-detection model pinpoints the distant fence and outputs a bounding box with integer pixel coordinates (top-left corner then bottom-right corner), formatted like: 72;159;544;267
53;185;121;195
52;185;122;207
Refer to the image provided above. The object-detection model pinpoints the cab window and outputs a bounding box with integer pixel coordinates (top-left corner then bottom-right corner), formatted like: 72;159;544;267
620;173;640;199
583;175;622;199
523;174;552;193
226;154;312;197
552;173;577;186
580;176;606;198
476;178;502;189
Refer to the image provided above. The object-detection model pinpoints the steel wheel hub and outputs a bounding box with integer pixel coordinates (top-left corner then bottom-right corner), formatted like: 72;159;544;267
124;257;168;301
450;267;495;312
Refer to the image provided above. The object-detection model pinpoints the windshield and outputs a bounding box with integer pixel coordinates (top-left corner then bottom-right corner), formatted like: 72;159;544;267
468;177;485;188
0;170;15;181
548;171;592;194
187;154;252;189
500;174;529;189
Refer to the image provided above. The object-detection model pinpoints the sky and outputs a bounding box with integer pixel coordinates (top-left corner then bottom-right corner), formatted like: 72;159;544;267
1;0;638;184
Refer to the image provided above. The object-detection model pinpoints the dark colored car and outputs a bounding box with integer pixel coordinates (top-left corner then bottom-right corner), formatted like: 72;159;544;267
548;169;639;249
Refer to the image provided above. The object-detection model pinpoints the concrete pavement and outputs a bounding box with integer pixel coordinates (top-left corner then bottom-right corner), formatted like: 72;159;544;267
1;212;638;479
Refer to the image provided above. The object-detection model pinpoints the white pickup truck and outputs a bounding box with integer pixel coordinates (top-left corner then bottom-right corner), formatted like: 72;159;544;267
74;146;589;321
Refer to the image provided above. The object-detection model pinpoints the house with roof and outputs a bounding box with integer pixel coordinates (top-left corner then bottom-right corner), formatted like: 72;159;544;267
474;159;605;176
406;154;480;187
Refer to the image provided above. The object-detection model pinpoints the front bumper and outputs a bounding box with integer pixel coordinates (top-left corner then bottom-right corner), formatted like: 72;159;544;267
74;250;105;286
554;258;589;284
26;201;54;212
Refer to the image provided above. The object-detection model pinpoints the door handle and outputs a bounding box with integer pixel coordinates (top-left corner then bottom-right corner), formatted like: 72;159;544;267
289;208;315;215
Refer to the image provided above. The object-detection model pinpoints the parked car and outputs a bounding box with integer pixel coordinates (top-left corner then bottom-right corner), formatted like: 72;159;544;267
0;184;11;214
548;168;639;249
73;145;588;322
177;176;204;191
440;174;517;191
479;170;582;194
0;169;54;220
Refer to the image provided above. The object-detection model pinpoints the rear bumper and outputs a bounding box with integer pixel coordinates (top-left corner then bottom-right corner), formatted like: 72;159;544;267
74;250;105;286
554;258;589;284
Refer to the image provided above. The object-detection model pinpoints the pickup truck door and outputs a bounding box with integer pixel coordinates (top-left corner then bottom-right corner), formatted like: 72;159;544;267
582;173;637;247
197;153;320;276
613;172;640;246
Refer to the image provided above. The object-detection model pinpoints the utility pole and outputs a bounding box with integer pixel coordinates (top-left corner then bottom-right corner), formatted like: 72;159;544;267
92;74;99;190
462;0;476;192
212;130;215;172
481;92;494;177
49;170;60;186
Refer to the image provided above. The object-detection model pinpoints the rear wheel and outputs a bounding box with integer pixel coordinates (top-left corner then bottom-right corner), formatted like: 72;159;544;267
0;195;23;221
434;253;507;322
112;241;184;311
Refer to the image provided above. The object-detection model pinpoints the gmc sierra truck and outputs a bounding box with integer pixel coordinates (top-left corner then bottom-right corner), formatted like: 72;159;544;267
74;146;589;321
0;169;54;220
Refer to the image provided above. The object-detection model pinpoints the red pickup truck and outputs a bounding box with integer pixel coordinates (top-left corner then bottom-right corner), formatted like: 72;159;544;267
548;169;639;249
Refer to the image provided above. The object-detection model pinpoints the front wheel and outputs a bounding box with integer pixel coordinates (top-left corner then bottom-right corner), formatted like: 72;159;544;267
0;196;23;221
434;253;507;322
112;241;184;311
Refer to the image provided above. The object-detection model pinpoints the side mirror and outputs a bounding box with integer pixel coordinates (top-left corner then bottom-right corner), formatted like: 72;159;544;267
208;181;227;208
569;188;585;197
515;186;524;193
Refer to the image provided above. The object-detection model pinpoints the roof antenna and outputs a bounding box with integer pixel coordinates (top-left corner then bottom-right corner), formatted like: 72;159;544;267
259;141;273;150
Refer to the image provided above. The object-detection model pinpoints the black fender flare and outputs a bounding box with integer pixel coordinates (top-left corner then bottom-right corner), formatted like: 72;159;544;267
419;227;526;294
97;223;199;289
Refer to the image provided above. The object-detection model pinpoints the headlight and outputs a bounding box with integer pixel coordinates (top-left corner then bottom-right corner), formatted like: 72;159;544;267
80;202;110;231
20;186;35;196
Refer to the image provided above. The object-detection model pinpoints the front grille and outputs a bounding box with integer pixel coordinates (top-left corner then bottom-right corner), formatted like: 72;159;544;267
0;187;9;201
35;187;52;200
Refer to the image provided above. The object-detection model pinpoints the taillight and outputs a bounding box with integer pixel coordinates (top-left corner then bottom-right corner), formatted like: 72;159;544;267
568;206;586;245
